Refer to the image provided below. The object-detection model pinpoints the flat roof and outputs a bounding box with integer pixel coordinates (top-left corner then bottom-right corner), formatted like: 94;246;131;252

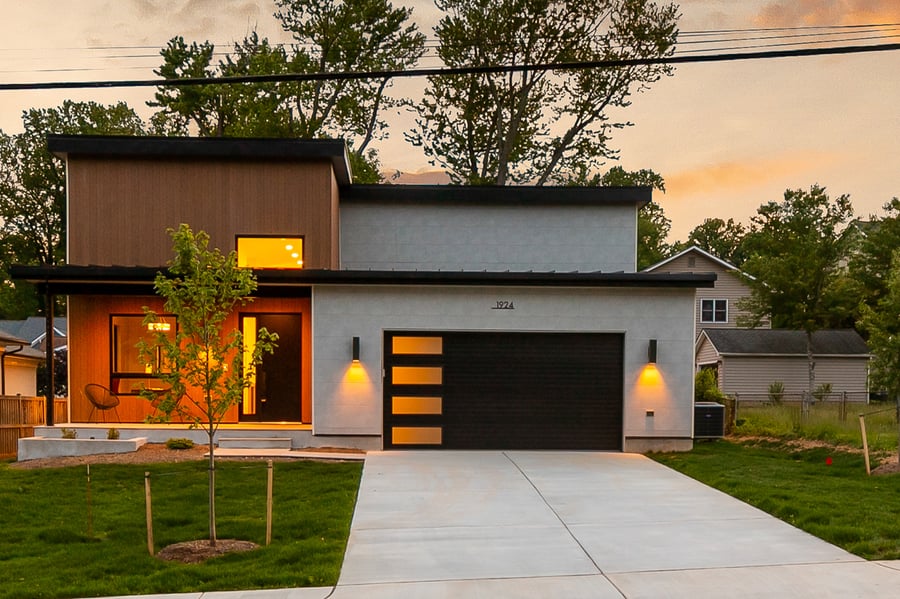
12;265;715;296
342;184;652;206
47;134;353;185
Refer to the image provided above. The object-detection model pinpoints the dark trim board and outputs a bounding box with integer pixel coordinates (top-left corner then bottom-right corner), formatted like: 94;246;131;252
384;331;624;450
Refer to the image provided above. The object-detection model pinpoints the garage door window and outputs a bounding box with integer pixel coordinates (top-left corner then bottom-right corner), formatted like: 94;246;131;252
387;335;444;446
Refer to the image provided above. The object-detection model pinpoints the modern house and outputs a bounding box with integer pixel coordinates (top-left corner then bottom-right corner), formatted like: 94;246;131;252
696;329;870;401
643;246;768;332
13;135;716;452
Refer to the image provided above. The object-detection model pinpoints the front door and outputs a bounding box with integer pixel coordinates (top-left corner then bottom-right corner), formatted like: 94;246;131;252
241;314;302;422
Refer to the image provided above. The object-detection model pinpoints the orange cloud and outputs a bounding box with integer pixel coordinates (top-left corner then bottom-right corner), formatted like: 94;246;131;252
666;152;840;197
756;0;900;27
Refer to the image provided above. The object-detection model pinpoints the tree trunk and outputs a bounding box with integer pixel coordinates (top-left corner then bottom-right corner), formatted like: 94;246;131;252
208;432;217;547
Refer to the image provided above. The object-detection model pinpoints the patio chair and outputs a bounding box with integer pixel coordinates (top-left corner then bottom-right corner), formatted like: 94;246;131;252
83;384;122;423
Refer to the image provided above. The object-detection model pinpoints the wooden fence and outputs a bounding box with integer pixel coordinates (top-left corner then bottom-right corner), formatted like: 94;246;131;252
0;396;69;458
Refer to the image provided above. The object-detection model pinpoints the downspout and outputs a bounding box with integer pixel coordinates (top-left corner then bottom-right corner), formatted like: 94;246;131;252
1;344;23;395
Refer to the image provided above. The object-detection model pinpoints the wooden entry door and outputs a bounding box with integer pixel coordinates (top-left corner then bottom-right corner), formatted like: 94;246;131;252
241;314;302;422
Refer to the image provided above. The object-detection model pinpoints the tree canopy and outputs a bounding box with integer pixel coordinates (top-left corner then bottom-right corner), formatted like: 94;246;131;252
407;0;679;185
0;100;146;317
150;0;426;182
683;217;748;266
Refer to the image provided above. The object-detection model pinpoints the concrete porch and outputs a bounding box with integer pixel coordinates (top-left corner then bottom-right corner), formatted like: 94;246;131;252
20;422;381;460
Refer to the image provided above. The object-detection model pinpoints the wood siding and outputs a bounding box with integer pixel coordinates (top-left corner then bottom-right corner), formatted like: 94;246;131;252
68;295;312;423
66;157;340;268
654;252;769;330
719;356;868;397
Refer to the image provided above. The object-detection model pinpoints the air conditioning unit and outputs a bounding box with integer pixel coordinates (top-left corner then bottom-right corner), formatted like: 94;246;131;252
694;402;725;439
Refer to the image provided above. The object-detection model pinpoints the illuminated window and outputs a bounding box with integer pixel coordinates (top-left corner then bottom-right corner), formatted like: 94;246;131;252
700;299;727;323
237;236;304;268
392;336;443;355
110;315;176;394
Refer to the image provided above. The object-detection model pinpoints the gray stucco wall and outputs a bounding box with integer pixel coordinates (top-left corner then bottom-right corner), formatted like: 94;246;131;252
311;285;696;449
339;203;638;273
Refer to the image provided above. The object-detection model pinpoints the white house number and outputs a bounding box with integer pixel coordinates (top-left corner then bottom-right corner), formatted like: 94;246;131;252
492;300;515;310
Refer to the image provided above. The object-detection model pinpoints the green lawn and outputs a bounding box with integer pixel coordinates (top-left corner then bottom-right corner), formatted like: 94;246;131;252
0;458;362;599
652;439;900;560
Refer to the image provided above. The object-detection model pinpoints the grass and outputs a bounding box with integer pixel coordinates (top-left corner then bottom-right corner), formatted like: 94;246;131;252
734;400;900;452
0;458;362;599
652;439;900;560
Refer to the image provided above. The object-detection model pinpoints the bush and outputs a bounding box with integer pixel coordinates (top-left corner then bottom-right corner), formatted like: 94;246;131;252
106;427;120;440
60;428;77;439
165;437;195;450
813;383;833;402
768;381;785;404
695;369;726;403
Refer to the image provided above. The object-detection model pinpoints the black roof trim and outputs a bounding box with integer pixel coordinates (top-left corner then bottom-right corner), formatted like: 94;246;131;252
341;184;651;206
46;134;352;185
11;265;715;294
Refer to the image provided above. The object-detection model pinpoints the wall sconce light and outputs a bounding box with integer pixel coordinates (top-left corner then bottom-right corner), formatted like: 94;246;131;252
352;336;360;362
647;339;658;364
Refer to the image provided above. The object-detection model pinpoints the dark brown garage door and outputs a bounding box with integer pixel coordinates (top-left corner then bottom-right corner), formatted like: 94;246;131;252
383;331;623;450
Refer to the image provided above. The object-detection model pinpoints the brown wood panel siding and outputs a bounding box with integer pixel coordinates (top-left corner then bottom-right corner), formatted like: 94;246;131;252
67;157;338;269
719;356;869;397
68;295;311;423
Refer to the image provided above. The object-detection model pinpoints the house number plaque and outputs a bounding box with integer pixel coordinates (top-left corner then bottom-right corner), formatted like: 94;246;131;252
492;300;515;310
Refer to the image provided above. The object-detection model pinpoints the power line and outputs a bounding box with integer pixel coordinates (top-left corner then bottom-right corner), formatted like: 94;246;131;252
0;42;898;92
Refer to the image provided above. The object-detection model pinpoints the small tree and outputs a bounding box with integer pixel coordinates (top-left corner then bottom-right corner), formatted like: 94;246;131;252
141;224;277;547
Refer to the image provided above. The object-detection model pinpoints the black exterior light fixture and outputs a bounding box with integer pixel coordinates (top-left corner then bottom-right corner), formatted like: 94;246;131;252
352;336;360;362
647;339;658;364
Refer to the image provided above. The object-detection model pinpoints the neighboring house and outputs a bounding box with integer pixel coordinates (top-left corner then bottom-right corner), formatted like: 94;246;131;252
0;327;42;396
643;246;768;333
12;135;717;452
696;329;870;401
0;317;67;352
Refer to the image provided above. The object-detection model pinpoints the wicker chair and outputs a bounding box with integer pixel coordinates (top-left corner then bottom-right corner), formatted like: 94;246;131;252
83;384;122;423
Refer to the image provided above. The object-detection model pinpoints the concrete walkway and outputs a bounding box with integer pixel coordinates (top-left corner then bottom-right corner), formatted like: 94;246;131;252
94;451;900;598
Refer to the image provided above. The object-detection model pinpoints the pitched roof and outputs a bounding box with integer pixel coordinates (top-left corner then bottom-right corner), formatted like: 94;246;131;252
0;327;28;345
642;245;740;273
700;328;869;356
0;317;66;344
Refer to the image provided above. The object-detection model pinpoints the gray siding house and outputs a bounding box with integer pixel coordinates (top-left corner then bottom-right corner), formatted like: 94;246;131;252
643;246;768;332
696;329;870;401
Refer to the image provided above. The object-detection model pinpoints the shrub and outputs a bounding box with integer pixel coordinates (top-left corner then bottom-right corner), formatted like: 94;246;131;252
165;437;195;450
768;381;785;404
106;428;120;440
60;428;77;439
695;369;726;403
813;383;833;402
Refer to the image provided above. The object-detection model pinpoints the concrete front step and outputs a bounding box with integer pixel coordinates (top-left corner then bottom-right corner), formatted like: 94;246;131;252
218;436;293;450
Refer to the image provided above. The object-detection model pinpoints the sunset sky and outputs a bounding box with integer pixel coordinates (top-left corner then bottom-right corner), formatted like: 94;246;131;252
1;0;898;241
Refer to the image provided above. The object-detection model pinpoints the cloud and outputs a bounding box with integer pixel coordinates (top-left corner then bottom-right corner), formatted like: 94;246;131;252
666;152;841;197
755;0;900;27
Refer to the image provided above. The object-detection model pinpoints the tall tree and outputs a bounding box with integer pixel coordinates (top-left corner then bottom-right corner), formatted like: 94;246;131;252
408;0;679;185
738;185;855;409
684;217;748;266
859;248;900;401
150;0;426;182
0;100;146;315
847;197;900;313
595;166;671;269
141;225;277;547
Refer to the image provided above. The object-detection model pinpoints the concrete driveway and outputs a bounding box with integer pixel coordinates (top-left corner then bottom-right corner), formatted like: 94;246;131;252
334;451;900;598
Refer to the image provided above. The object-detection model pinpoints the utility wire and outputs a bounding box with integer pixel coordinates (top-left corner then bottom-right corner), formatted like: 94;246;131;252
0;42;898;92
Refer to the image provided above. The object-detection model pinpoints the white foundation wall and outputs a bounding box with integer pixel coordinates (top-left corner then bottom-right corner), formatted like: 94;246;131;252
339;203;638;273
312;285;696;450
